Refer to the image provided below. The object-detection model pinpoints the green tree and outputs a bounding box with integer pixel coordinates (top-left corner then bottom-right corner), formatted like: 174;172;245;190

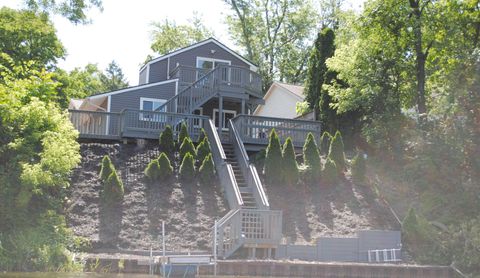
322;157;337;185
104;170;124;203
224;0;318;90
0;7;65;80
198;128;207;143
264;129;283;184
320;131;332;154
196;137;211;165
199;154;215;184
303;132;321;182
282;137;299;186
150;14;213;56
53;64;106;107
351;151;366;185
179;137;196;161
144;159;161;182
99;155;114;182
158;152;174;179
159;125;175;159
304;28;336;126
178;122;189;146
328;131;345;172
179;153;195;182
24;0;103;24
99;60;129;91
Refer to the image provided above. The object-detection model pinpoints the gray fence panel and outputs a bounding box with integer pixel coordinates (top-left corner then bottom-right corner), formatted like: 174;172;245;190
317;237;359;262
275;244;317;261
357;230;402;262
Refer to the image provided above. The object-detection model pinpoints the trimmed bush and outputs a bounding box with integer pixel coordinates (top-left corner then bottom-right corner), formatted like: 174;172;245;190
199;154;215;184
99;155;114;182
282;137;299;186
159;125;175;159
178;122;189;145
351;151;367;185
144;159;161;181
322;157;338;185
264;129;283;185
320;131;332;154
158;152;174;179
303;132;321;182
179;153;196;182
104;171;124;203
196;137;211;165
179;137;196;160
198;128;207;143
328;131;345;172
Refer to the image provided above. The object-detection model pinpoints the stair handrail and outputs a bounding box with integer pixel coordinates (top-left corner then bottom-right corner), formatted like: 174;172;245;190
204;118;243;209
155;66;220;114
229;118;270;209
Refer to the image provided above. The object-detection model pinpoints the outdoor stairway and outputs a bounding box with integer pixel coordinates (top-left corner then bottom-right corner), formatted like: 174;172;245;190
222;143;257;209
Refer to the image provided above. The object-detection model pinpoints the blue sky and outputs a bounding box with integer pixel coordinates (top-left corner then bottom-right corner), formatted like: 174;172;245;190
0;0;365;85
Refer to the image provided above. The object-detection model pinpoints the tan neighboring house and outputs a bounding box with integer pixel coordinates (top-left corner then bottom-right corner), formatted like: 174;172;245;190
253;81;315;120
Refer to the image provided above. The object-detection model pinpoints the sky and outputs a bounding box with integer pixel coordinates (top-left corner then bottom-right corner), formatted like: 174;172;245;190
0;0;365;86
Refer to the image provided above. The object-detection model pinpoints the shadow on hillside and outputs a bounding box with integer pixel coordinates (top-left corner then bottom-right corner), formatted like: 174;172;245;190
145;179;175;236
99;201;123;248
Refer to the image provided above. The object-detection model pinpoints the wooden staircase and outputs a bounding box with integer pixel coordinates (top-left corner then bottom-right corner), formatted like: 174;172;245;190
222;143;257;209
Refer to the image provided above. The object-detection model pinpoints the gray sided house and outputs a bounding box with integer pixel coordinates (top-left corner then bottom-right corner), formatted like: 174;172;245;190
68;38;398;262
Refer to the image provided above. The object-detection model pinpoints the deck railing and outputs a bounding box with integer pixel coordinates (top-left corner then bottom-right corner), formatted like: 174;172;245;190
233;115;322;147
215;209;282;259
214;65;262;95
69;110;122;139
169;65;210;85
69;109;209;141
229;119;269;209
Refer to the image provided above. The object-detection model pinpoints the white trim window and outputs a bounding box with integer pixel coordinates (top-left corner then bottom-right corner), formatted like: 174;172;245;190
196;57;231;80
140;97;167;121
213;109;236;131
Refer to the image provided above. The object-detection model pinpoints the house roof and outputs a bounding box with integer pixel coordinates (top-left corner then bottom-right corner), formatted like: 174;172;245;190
274;82;304;99
139;37;258;72
253;81;305;115
87;79;178;99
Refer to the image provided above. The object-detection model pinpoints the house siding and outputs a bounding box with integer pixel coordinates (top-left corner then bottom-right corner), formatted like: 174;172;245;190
139;67;147;85
254;86;303;119
148;59;169;83
109;81;177;112
168;42;250;73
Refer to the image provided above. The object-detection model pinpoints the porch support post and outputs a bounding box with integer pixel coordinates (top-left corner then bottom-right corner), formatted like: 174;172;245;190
218;94;223;135
241;98;246;115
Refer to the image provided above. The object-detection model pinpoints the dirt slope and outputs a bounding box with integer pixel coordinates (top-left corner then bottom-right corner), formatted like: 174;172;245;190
66;142;228;252
67;143;396;252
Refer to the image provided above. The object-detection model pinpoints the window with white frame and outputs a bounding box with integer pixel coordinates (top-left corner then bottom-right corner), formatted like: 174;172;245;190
213;109;236;131
196;57;231;80
140;97;167;121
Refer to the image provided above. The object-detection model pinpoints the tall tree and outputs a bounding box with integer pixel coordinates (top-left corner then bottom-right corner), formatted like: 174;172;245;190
99;60;129;91
23;0;103;24
224;0;318;91
150;14;213;55
0;7;65;80
304;27;337;128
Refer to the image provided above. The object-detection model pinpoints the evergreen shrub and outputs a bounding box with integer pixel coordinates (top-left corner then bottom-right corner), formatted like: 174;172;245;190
158;152;173;179
179;153;195;182
144;159;161;181
282;137;299;186
322;157;338;185
329;130;345;172
159;125;175;159
320;131;332;154
351;151;367;184
104;171;124;203
198;128;207;143
264;129;283;185
99;155;114;182
303;132;321;182
178;122;189;145
199;154;215;184
179;137;196;160
196;137;211;165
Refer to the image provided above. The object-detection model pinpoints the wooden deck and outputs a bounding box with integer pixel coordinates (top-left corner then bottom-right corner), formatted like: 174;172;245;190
70;110;321;147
